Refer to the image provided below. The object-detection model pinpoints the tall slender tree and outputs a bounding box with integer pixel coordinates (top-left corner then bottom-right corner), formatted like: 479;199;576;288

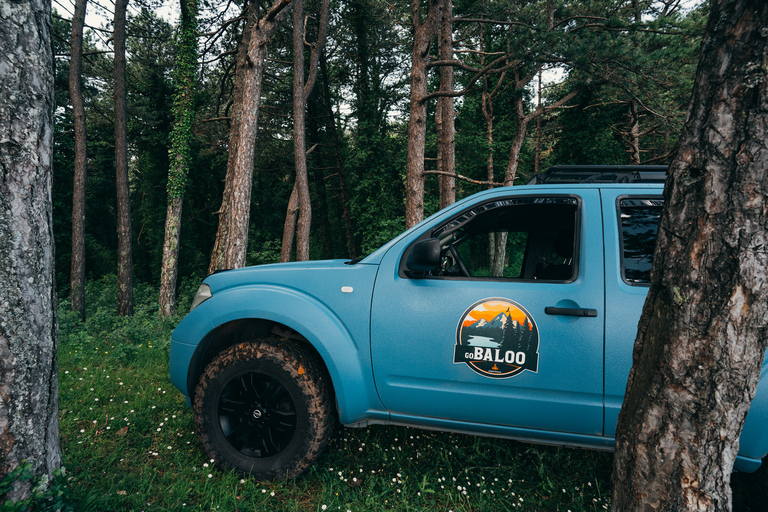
281;0;329;261
114;0;133;315
69;0;88;320
405;0;443;229
612;1;768;510
436;0;455;209
208;0;294;273
0;0;61;500
160;0;198;317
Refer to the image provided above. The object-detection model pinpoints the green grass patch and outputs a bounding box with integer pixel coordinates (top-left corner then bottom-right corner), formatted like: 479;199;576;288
53;277;760;511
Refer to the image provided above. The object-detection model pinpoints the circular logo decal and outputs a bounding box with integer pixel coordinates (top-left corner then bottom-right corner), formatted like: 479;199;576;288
453;298;539;379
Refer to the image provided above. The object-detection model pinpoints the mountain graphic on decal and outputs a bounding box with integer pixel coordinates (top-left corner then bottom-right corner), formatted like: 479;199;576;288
463;309;535;354
470;310;511;330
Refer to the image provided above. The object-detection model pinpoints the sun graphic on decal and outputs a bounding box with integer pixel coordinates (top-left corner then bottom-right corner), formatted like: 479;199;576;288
453;298;540;379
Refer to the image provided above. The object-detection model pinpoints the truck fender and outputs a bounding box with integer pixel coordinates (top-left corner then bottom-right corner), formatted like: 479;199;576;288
191;285;384;425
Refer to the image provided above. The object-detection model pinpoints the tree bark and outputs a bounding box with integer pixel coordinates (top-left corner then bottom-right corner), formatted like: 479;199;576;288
437;0;455;209
114;0;133;316
612;1;768;510
291;0;311;261
160;0;198;317
280;183;299;262
405;0;443;229
69;0;88;321
283;0;329;261
208;0;294;273
0;0;61;500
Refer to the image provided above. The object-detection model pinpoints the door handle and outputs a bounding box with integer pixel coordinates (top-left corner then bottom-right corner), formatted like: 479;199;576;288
545;307;598;317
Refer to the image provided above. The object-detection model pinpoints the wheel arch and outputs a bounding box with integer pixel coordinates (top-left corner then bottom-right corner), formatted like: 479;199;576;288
183;286;381;425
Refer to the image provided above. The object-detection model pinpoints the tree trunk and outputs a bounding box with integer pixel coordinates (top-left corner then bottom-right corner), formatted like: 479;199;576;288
503;81;531;186
437;0;455;209
628;99;641;164
208;0;294;274
114;0;133;316
611;2;768;510
159;0;198;317
280;183;299;262
291;0;312;261
69;0;88;321
208;0;257;274
283;0;329;261
0;0;61;500
405;0;442;229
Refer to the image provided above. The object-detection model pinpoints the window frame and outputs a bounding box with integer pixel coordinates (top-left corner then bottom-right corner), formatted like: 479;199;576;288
399;194;582;283
616;195;664;287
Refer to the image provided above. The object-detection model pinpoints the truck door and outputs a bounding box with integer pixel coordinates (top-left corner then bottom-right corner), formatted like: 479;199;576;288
370;189;605;436
601;189;664;437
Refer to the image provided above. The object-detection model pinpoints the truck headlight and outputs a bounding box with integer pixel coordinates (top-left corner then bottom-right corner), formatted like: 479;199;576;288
190;283;212;312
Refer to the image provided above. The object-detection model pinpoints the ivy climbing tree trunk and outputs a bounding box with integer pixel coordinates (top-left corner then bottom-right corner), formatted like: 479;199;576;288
159;0;198;317
611;1;768;510
114;0;133;316
69;0;88;321
209;0;293;273
0;0;61;500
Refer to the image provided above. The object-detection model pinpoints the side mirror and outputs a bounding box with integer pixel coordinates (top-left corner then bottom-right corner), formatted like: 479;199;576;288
405;238;441;273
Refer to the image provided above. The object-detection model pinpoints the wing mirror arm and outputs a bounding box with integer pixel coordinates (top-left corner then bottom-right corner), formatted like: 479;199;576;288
405;238;441;277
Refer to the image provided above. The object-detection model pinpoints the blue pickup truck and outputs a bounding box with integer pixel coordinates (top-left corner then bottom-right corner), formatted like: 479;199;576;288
169;166;768;480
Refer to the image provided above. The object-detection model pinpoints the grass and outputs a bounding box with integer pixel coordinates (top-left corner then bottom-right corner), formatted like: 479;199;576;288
49;277;762;511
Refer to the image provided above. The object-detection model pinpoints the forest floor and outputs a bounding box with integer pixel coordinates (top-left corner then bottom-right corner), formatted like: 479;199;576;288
48;277;764;511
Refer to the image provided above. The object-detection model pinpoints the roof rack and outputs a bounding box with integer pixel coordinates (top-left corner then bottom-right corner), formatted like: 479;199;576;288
526;165;668;185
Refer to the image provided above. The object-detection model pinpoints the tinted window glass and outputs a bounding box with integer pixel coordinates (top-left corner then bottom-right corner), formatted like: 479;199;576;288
409;197;579;281
619;198;663;285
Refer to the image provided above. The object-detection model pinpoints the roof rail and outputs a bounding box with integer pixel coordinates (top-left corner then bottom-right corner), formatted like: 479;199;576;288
526;165;668;185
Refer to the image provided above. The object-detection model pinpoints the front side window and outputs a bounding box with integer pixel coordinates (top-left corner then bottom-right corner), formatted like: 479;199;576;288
406;196;579;281
618;198;663;285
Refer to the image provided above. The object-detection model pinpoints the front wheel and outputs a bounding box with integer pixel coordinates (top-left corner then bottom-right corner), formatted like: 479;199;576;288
193;339;334;480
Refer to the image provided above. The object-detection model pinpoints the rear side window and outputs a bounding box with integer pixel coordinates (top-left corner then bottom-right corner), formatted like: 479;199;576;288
618;198;663;285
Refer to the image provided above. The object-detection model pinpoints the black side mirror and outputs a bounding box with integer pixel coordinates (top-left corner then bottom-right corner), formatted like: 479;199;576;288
405;238;441;274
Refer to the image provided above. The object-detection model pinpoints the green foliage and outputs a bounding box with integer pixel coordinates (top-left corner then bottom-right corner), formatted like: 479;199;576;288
0;463;75;512
49;0;705;298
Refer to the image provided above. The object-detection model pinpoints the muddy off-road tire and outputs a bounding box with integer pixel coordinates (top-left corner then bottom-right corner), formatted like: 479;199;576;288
193;339;334;480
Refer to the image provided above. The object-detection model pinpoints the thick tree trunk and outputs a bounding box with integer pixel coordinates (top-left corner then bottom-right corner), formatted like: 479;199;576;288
114;0;133;316
611;2;768;510
209;0;293;273
0;0;61;500
159;0;197;317
208;0;257;274
69;0;88;321
437;0;455;209
405;0;442;229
